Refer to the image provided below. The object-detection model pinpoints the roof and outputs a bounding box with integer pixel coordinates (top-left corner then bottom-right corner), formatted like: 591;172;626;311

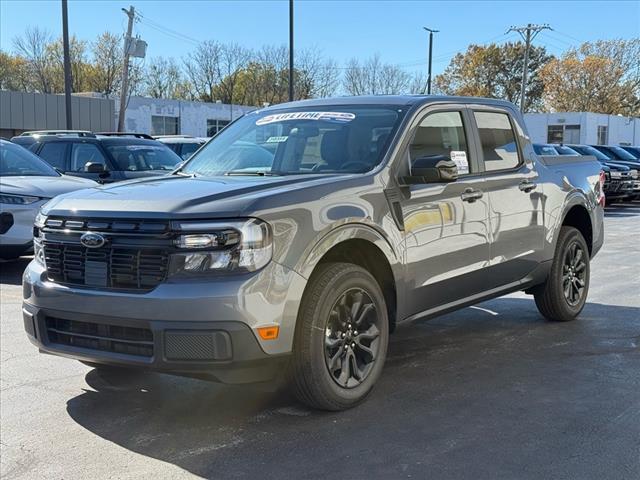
258;95;517;111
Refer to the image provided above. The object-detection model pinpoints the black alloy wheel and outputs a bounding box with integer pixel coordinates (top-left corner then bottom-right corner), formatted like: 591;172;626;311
562;241;587;306
324;288;381;388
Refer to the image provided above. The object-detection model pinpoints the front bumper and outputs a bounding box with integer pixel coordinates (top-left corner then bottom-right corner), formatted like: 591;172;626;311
22;259;306;383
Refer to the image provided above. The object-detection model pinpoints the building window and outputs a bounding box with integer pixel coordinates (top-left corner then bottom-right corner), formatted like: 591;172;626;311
152;115;179;136
564;125;580;144
547;125;564;143
597;126;608;145
207;119;230;137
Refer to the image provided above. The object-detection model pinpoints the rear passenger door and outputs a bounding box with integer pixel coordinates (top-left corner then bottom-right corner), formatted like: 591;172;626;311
469;106;545;288
399;106;490;317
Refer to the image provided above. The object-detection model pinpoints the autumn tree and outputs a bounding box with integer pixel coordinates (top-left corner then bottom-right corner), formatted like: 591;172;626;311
46;35;89;92
540;39;640;116
434;42;552;111
183;40;222;102
0;50;33;91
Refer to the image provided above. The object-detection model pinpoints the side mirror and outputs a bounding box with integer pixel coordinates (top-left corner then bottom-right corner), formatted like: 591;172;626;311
402;155;458;185
84;162;106;174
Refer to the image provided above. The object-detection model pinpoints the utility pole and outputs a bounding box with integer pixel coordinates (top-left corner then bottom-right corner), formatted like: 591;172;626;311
61;0;72;129
117;6;135;132
288;0;294;102
507;23;552;112
423;27;439;95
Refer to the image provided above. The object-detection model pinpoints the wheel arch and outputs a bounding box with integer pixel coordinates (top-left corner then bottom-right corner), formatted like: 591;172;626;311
560;200;594;256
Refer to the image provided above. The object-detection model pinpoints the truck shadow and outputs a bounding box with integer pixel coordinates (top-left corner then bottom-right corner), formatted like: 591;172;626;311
0;257;31;286
65;297;640;479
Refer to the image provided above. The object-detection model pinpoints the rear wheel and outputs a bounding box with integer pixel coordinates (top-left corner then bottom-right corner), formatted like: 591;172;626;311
534;226;590;322
291;263;389;411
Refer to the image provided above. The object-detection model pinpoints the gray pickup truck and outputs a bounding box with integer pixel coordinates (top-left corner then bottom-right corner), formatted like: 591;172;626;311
23;96;605;410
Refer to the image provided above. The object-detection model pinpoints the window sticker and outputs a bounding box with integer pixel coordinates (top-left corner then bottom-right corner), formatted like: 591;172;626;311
256;112;356;126
266;136;289;143
450;150;469;175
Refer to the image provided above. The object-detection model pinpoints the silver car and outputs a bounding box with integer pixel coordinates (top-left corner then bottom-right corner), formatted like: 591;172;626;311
0;139;97;259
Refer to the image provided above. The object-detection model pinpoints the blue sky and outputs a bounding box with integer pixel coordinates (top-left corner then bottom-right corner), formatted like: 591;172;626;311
1;0;639;76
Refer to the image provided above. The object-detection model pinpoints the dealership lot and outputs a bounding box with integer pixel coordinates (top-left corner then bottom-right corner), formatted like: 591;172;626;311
1;203;638;480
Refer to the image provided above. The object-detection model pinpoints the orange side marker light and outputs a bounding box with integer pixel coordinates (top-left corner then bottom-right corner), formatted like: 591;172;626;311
257;326;280;340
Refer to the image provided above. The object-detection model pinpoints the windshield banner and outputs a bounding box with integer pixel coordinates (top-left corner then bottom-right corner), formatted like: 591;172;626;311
256;112;356;126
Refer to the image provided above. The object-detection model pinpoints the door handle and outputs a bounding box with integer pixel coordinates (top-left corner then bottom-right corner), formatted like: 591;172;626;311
461;188;483;203
519;180;537;193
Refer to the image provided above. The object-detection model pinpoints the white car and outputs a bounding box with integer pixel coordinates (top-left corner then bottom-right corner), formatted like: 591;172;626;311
153;135;207;161
0;139;97;259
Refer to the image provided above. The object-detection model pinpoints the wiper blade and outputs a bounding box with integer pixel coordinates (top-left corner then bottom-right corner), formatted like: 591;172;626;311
173;170;196;177
224;170;279;176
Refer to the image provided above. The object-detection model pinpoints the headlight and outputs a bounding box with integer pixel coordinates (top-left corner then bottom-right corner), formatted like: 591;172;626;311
630;169;638;179
169;218;273;274
34;212;47;228
33;239;46;266
0;193;42;205
610;171;622;178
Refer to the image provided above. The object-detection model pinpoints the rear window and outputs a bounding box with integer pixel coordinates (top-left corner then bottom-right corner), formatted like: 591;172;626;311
0;141;59;177
104;144;182;171
474;111;521;171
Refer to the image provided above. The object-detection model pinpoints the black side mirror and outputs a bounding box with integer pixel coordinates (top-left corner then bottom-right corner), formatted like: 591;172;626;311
402;155;458;185
84;162;106;174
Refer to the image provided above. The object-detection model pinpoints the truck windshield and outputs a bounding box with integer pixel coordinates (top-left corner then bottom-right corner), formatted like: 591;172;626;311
181;106;404;176
572;145;611;161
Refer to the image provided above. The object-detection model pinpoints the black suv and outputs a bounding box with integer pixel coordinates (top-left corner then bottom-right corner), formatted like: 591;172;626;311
10;132;182;183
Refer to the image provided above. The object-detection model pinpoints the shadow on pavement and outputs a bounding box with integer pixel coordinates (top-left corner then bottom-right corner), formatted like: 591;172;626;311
0;257;31;286
65;297;640;479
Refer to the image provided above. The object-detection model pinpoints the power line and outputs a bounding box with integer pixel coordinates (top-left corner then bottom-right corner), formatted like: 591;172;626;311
506;23;552;112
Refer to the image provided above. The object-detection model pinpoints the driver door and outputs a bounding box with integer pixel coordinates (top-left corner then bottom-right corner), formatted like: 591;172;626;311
399;106;490;318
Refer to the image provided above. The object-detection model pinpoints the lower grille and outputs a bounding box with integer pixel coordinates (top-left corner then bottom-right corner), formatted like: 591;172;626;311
43;242;169;291
46;317;154;357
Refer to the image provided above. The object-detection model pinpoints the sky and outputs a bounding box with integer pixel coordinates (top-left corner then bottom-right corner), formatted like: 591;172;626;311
1;0;639;77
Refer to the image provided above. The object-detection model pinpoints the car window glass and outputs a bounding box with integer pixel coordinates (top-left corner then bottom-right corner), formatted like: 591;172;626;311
179;142;202;160
105;144;181;171
70;143;108;172
410;111;471;174
37;142;67;170
533;144;557;155
0;142;59;176
474;111;521;172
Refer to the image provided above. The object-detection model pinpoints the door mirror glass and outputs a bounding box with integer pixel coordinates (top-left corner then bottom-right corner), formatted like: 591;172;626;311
403;155;458;184
84;162;106;174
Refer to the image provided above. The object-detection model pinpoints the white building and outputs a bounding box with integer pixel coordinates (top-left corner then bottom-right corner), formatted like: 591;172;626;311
117;96;256;137
524;112;640;146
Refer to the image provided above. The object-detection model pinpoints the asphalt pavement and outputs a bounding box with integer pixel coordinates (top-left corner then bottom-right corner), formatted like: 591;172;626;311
1;202;639;480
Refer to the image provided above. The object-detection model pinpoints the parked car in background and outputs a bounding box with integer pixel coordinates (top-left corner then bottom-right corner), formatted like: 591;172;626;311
619;145;640;159
532;143;581;156
567;144;638;202
23;96;605;411
12;132;182;183
591;145;640;167
0;139;96;259
154;135;207;160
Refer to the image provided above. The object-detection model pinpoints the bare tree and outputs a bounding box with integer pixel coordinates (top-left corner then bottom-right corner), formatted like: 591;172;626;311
296;47;339;99
144;57;183;98
88;32;122;96
13;26;54;93
343;54;410;95
214;43;251;105
183;40;222;101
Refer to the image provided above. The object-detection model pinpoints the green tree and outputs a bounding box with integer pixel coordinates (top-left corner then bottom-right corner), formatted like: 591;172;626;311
87;32;122;96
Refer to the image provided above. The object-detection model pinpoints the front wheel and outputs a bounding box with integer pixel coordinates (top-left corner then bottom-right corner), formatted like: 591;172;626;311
291;263;389;411
534;226;590;322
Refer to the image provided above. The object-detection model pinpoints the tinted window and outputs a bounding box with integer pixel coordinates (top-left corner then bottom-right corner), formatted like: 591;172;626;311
179;142;202;160
571;145;610;161
474;111;520;172
70;143;108;172
38;142;67;170
410;111;471;174
0;141;59;177
554;145;580;156
105;144;182;171
533;144;557;156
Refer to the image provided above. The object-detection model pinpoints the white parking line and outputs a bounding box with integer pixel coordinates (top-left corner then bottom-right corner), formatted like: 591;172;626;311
470;306;499;316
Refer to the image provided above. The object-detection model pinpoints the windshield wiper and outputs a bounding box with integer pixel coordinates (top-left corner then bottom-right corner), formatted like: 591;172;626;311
224;170;279;176
173;170;196;177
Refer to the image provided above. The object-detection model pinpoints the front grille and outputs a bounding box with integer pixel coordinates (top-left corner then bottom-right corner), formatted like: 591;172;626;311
44;242;169;290
46;317;154;357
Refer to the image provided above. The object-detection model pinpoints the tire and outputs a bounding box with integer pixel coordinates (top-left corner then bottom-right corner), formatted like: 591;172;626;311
291;262;389;411
534;226;590;322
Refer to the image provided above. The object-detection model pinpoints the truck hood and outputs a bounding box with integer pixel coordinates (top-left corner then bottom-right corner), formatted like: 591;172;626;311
43;173;348;218
0;175;97;198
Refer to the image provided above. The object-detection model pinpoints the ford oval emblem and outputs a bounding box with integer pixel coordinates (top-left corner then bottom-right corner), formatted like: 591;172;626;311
80;232;106;249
